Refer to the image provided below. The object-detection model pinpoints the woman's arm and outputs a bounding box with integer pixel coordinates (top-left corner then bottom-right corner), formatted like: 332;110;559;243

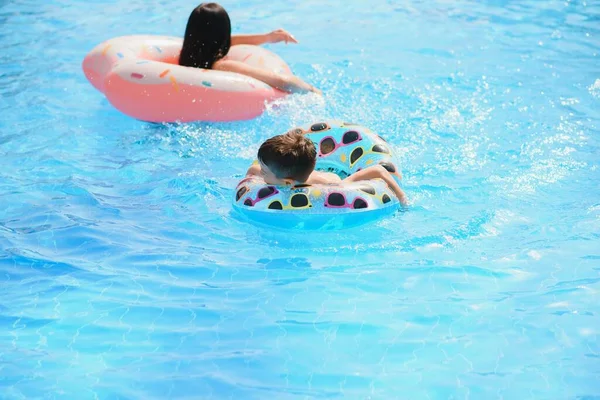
213;60;320;94
231;34;269;46
344;165;408;206
231;29;298;46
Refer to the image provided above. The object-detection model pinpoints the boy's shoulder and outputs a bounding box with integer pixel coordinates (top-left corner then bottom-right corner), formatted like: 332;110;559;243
307;171;342;184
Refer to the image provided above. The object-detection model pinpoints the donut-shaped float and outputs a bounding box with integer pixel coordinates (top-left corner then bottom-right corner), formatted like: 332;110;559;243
233;120;404;230
82;35;291;122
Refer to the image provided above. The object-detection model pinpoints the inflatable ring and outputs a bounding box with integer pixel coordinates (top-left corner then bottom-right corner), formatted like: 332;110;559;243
233;120;404;230
82;35;290;122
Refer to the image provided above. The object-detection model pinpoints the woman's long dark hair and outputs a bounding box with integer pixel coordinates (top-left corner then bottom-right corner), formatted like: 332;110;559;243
179;3;231;69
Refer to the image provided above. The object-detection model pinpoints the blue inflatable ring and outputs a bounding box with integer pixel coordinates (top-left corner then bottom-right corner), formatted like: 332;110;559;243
233;120;404;230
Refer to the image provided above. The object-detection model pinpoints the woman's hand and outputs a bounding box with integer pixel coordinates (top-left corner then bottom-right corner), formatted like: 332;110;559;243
266;29;298;44
310;86;322;96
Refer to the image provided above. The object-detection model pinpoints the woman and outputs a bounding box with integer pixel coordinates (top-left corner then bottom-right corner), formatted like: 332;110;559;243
179;3;321;95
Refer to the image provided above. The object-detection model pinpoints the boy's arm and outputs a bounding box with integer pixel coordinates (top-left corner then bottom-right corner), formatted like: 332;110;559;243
344;166;408;206
245;162;261;177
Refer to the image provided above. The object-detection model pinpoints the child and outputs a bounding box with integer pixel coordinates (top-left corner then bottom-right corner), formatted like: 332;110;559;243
246;132;408;206
179;3;321;95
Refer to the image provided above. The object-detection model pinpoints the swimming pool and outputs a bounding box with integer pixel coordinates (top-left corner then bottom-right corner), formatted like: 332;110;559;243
1;0;599;398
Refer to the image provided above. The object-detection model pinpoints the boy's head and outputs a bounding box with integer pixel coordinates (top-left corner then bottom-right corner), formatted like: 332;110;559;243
257;132;316;184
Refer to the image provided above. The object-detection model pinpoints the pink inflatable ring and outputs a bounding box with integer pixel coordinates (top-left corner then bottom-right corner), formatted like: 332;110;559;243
82;35;291;122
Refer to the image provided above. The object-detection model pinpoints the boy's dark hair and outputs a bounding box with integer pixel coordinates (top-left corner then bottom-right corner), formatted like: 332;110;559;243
258;133;317;182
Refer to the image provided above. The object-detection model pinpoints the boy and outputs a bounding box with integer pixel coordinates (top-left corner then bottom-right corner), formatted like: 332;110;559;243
245;132;408;205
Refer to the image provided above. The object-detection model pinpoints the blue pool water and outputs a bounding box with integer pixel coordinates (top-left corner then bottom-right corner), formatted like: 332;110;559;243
1;0;600;398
